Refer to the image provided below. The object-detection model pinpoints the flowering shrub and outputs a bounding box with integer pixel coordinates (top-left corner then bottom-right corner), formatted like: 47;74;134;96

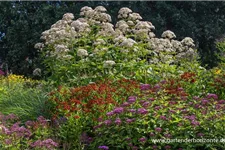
35;6;199;86
0;113;57;149
47;79;139;150
89;82;225;149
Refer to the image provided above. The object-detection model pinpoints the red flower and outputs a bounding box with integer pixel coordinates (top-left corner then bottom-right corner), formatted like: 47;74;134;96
180;72;196;83
74;115;80;119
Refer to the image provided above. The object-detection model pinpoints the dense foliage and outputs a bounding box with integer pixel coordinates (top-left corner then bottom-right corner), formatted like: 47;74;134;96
1;1;225;76
0;4;225;150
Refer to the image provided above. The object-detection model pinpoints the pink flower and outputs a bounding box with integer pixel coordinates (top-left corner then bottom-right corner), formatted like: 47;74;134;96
104;120;112;126
140;84;151;90
115;118;122;125
137;108;148;115
139;137;146;143
155;127;162;132
165;145;171;149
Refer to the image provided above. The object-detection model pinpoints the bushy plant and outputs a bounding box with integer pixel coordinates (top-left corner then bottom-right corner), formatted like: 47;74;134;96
89;82;225;149
48;79;139;119
35;6;200;86
47;79;139;149
0;75;52;122
0;113;57;150
53;115;85;150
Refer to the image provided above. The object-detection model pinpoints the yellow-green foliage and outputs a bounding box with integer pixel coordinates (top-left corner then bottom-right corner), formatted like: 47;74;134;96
0;74;40;90
0;74;51;122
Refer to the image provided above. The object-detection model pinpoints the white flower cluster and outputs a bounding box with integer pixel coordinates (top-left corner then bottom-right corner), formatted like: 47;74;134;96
161;30;176;39
35;6;198;66
63;13;74;22
34;43;44;50
40;17;76;45
49;44;70;59
80;6;111;23
118;7;132;19
115;7;155;40
120;38;137;48
103;60;116;68
36;7;115;59
77;49;88;57
71;19;90;33
148;30;196;64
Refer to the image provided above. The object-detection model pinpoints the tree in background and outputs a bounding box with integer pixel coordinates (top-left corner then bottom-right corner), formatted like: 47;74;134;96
0;1;70;76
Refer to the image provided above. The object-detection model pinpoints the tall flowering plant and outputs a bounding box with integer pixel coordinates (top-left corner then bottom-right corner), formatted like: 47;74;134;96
35;6;199;86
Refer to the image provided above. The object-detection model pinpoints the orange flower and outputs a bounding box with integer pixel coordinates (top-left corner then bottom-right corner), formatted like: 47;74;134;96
180;72;196;83
74;115;80;119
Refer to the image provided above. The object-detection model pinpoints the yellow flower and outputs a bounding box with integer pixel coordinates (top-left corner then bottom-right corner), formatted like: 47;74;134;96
215;69;221;75
7;74;25;83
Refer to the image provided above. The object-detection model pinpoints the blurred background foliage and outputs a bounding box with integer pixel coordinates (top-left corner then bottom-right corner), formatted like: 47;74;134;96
1;1;225;76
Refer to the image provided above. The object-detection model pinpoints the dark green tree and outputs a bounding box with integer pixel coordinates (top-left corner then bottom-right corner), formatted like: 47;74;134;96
0;1;109;76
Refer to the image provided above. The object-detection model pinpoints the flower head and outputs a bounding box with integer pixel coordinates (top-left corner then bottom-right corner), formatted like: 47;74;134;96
113;107;124;114
126;118;135;123
37;116;48;126
161;30;176;39
140;84;151;91
206;93;218;100
77;49;88;57
104;120;112;126
201;99;209;105
106;111;114;116
4;139;12;145
95;6;107;12
128;13;142;21
118;7;132;19
98;145;109;150
181;37;195;47
103;60;116;68
121;102;130;107
137;108;148;115
62;13;74;21
115;118;122;125
128;96;137;103
120;38;137;48
139;137;146;143
155;127;162;132
142;101;150;107
191;120;200;126
160;115;167;120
